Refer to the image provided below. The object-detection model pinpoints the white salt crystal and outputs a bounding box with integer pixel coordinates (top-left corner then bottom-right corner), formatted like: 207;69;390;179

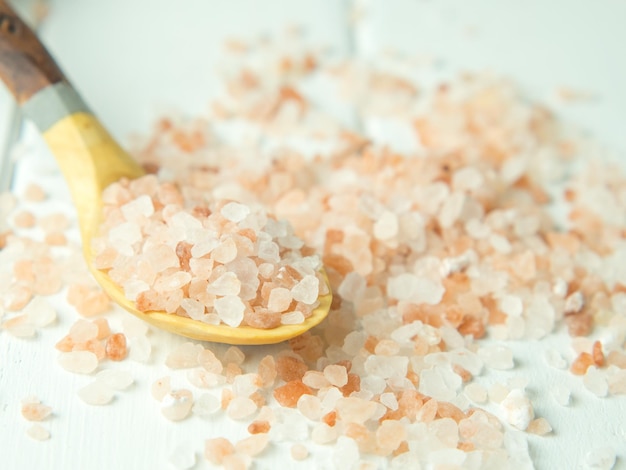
221;202;250;222
24;297;56;327
332;437;359;469
168;211;203;231
364;355;408;379
489;383;510;403
544;349;567;369
4;321;36;338
211;238;238;264
121;195;154;220
161;390;193;421
564;291;584;314
337;272;366;304
499;295;523;317
464;383;487;403
214;295;245;327
236;434;269;457
165;342;203;369
187;369;224;388
168;442;196;470
96;369;133;390
323;364;348;387
500;390;534;430
453;166;484;192
297;394;322;420
583;366;608;397
267;287;292;312
26;424;50;441
373;210;399;240
190;238;219;258
192;393;220;417
342;331;366;356
438;191;465;228
154;271;191;291
281;311;305;325
257;241;280;263
379;392;399;410
108;221;141;248
58;351;98;374
227;397;257;420
291;275;320;304
311;422;338;444
585;447;616;470
478;345;514;370
419;366;461;402
78;382;115;405
387;273;444;304
551;384;571;406
180;298;205;320
206;272;241;296
123;279;149;300
232;374;259;397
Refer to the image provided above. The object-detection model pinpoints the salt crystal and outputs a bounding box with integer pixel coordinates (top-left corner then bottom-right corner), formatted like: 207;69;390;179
180;298;205;320
302;371;330;389
69;319;99;343
21;398;52;421
214;295;245;327
438;191;465;228
464;383;487;403
211;238;238;264
121;315;149;337
583;366;608;397
290;443;308;461
227;396;257;420
221;202;250;222
332;437;359;469
161;390;193;421
380;392;399;410
121;195;154;219
257;240;280;263
544;349;567;369
337;272;366;304
297;394;322;420
166;342;203;369
311;422;338;444
26;424;50;441
192;393;220;417
585;447;616;470
206;272;241;296
526;417;552;435
364;355;408;379
478;345;514;370
78;381;115;405
151;377;171;401
154;271;191;291
23;297;56;327
58;351;98;374
500;390;534;430
323;364;348;387
489;383;510;403
168;442;196;470
95;369;133;390
373;210;399;240
190;238;219;258
387;273;444;304
564;291;584;314
419;366;461;402
108;221;141;249
499;295;523;317
281;311;305;325
198;349;224;373
267;287;292;312
291;275;319;304
223;346;245;365
204;438;235;465
235;434;269;457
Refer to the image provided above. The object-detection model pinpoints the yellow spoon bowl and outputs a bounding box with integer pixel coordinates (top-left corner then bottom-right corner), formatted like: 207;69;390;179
0;2;331;344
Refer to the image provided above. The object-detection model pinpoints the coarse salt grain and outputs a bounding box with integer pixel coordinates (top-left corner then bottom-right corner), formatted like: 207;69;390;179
78;382;115;405
58;351;99;374
26;424;50;441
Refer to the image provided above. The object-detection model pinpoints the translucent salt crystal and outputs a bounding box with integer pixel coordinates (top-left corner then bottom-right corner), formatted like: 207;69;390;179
302;371;330;389
204;438;235;465
69;319;99;343
123;279;149;300
58;351;98;374
465;383;487;403
214;295;245;327
24;297;56;327
342;331;366;356
311;422;338;444
232;373;260;397
489;383;510;403
526;417;552;435
211;238;238;264
373;210;399;240
387;273;444;304
376;419;406;451
257;241;280;263
500;390;534;430
206;272;241;296
223;346;245;365
544;349;567;369
380;392;399;410
585;447;616;470
335;397;379;424
78;381;114;405
438;191;465;228
499;295;523;317
291;275;319;304
168;442;196;470
453;166;484;192
96;369;133;390
152;377;171;401
564;291;584;314
3;317;36;338
21;398;52;421
129;335;152;362
291;443;308;461
419;366;462;402
165;342;203;369
227;396;257;420
221;202;250;222
364;355;408;379
154;271;191;291
108;221;141;247
162;390;193;421
236;434;269;457
258;263;274;278
297;394;322;420
180;298;205;320
281;311;305;325
198;349;224;374
192;393;220;417
26;424;50;441
323;364;348;387
187;368;224;388
583;366;608;397
268;287;292;312
551;384;570;406
190;238;219;258
337;272;366;304
478;345;514;370
332;437;359;469
121;315;149;337
121;195;154;219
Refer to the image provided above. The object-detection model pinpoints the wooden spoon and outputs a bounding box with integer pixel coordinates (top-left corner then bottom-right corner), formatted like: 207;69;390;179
0;1;331;344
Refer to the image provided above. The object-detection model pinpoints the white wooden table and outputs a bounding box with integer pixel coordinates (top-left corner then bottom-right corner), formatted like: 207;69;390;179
1;1;625;469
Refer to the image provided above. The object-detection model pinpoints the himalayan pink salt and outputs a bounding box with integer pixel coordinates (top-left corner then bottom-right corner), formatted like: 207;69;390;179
214;295;246;327
222;346;245;365
78;381;115;405
276;356;308;382
221;202;250;222
2;314;36;338
21;398;52;421
290;443;309;461
26;424;50;441
198;349;224;374
162;390;194;421
23;297;56;327
290;275;319;304
296;394;322;420
4;284;33;312
207;272;241;296
58;351;98;374
258;355;277;387
267;287;292;312
312;422;339;444
302;371;330;389
204;437;235;465
235;434;269;457
69;319;99;343
151;377;171;401
376;419;406;452
166;342;203;369
280;311;305;325
526;417;552;435
248;420;271;434
227;397;257;420
273;380;312;407
13;211;36;228
500;390;534;430
105;333;128;361
323;364;348;387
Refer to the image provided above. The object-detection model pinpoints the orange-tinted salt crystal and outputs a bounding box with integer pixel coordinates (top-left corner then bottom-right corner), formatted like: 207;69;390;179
340;373;361;396
204;437;235;465
257;355;277;388
289;333;324;363
458;441;475;452
607;350;626;369
45;232;66;246
105;333;127;361
225;363;243;383
93;318;111;340
83;339;106;361
13;260;35;283
273;380;312;408
21;402;52;421
243;309;281;329
55;335;74;352
571;352;594;375
457;315;485;339
322;410;337;427
592;341;604;367
175;241;193;271
452;365;472;383
248;420;271;434
249;391;266;408
5;284;32;311
565;312;593;337
437;401;465;422
13;211;36;228
416;397;438;423
275;356;308;382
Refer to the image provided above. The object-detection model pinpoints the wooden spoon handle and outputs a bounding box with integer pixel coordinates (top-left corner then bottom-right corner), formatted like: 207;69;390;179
0;0;65;104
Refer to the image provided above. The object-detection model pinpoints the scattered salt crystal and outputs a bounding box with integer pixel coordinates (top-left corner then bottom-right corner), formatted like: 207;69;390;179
166;342;203;369
227;396;257;420
489;383;510;403
192;393;220;417
26;424;50;441
221;202;250;222
257;240;280;263
337;272;366;304
204;438;235;465
95;369;133;390
268;287;292;312
373;210;399;240
211;238;238;264
364;355;408;380
379;392;399;410
387;273;443;304
23;297;56;327
499;295;523;317
214;295;246;327
151;377;171;401
583;366;608;397
235;434;269;457
291;275;319;304
121;195;154;219
564;291;584;314
290;443;308;461
58;351;98;374
500;390;534;430
464;383;487;403
311;422;338;444
21;398;52;421
78;381;115;405
69;319;99;343
161;390;193;421
419;366;462;402
585;447;616;470
168;442;196;470
223;346;245;365
478;345;514;370
526;417;552;435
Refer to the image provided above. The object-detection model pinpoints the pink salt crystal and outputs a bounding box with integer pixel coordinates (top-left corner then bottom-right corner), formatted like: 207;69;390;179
69;319;99;343
13;210;36;228
78;381;115;405
166;342;203;369
416;398;438;423
280;311;305;325
500;390;534;430
2;315;35;338
257;241;280;263
4;284;32;311
526;417;552;435
273;380;312;407
21;399;52;421
290;443;309;461
232;373;261;397
105;333;128;361
227;396;258;420
211;238;238;264
204;437;235;465
379;392;399;410
297;394;323;420
96;369;133;390
221;202;250;223
223;346;246;365
152;377;172;401
144;245;180;272
235;434;269;457
302;371;330;389
337;272;366;304
323;364;348;387
258;263;275;278
187;368;224;388
258;355;277;387
206;272;241;296
161;389;194;421
154;271;192;292
58;351;98;374
335;396;378;424
290;274;319;304
26;424;50;441
267;287;292;312
376;419;406;452
198;349;224;374
222;454;250;470
121;194;154;219
214;295;245;327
